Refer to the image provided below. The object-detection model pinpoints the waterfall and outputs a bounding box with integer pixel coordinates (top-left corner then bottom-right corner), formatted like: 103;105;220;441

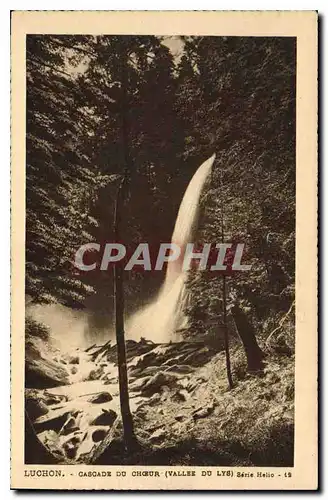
127;154;215;343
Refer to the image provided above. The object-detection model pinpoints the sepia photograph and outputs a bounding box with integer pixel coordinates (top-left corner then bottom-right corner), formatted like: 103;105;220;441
10;11;317;490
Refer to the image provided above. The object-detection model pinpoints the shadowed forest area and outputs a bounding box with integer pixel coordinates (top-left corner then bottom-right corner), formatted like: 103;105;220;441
25;35;296;466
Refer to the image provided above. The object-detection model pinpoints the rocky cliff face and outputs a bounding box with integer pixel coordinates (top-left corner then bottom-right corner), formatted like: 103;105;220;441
25;333;70;388
25;338;294;467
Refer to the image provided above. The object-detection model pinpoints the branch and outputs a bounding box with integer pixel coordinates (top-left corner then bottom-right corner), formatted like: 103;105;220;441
266;300;295;346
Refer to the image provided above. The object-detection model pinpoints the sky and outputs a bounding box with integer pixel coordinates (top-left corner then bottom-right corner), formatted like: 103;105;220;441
161;36;185;63
65;35;186;77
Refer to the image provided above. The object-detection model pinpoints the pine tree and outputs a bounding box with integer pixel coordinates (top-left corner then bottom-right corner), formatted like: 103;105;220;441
178;36;296;346
26;35;110;308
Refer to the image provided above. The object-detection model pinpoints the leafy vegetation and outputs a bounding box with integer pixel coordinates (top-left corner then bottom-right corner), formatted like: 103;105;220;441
26;35;295;335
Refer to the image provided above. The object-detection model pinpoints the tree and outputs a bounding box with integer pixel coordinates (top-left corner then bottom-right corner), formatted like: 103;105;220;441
26;35;109;308
112;43;136;451
178;36;296;355
231;304;266;372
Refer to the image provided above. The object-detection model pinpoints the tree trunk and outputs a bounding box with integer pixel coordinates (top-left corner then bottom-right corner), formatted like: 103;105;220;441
114;177;136;452
219;165;233;389
231;304;266;372
113;46;136;452
222;275;233;389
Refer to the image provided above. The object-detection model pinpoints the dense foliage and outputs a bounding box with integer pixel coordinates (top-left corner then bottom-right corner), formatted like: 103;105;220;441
180;37;296;339
26;35;296;340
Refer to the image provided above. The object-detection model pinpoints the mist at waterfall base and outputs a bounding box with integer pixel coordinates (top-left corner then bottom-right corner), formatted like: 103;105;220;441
27;154;215;350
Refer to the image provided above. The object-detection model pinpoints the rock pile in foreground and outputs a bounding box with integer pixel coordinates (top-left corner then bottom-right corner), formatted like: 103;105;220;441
25;338;217;464
25;338;294;467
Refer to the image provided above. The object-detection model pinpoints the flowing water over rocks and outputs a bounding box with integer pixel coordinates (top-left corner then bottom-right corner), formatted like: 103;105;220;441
26;338;220;464
25;335;294;466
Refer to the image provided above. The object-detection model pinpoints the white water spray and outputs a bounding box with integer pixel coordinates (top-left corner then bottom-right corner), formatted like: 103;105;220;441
127;154;215;342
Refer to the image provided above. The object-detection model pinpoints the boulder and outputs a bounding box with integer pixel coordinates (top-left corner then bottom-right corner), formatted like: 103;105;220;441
25;340;70;389
25;389;49;420
43;391;67;406
141;371;180;397
91;409;117;427
102;376;118;385
92;429;107;443
139;366;160;377
88;392;113;404
128;367;143;378
129;376;151;393
67;355;80;365
84;367;104;381
59;416;80;436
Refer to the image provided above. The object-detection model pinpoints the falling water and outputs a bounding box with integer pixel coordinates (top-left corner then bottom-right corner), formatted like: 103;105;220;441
127;154;216;343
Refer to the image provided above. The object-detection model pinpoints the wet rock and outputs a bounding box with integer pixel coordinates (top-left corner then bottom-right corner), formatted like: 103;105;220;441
129;376;151;392
25;356;70;389
141;366;160;376
60;416;80;436
141;371;180;397
84;367;104;381
134;352;160;370
85;343;96;353
43;391;66;406
68;355;80;365
126;340;157;362
25;390;49;420
91;409;117;426
102;375;118;385
88;392;113;404
34;408;71;433
128;367;143;378
92;429;107;443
